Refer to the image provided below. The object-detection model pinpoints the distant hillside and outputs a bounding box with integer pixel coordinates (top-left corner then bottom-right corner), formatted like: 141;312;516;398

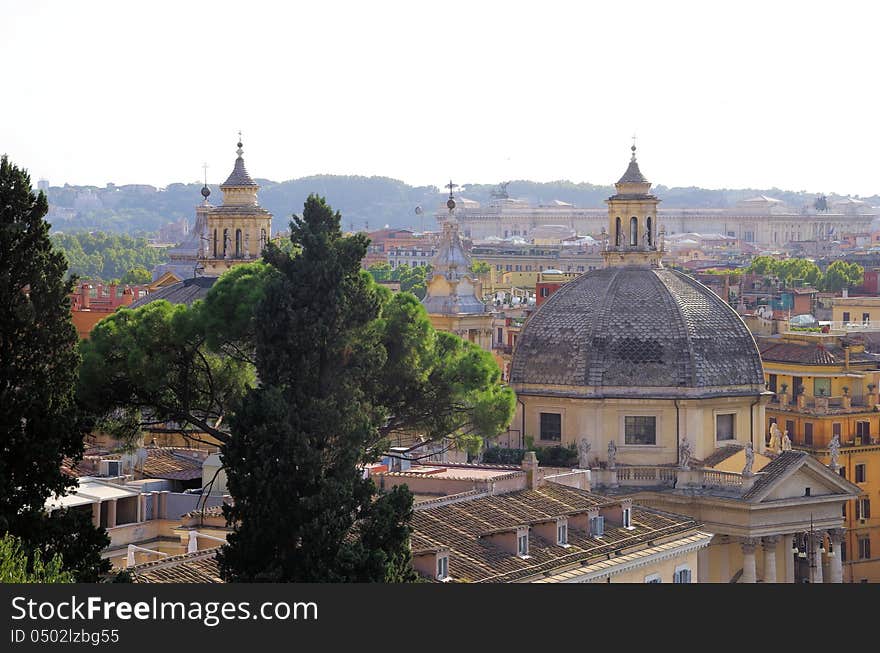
43;175;880;238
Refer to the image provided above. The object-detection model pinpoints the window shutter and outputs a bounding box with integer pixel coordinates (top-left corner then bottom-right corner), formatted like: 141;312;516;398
856;500;861;520
866;500;871;519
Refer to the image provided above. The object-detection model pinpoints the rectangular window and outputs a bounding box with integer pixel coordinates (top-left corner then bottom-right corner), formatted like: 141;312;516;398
768;374;778;393
785;420;795;438
539;413;562;442
589;516;605;537
856;498;871;520
856;463;866;483
864;313;871;324
557;523;568;546
437;555;448;580
792;377;804;397
674;568;692;584
625;416;657;445
814;378;830;397
517;533;529;557
833;423;842;439
540;287;549;297
496;327;503;345
804;422;813;446
716;414;735;441
859;537;871;560
843;311;851;323
857;422;871;440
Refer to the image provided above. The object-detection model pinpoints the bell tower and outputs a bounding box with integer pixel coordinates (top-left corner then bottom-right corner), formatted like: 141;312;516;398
602;143;664;268
201;135;273;276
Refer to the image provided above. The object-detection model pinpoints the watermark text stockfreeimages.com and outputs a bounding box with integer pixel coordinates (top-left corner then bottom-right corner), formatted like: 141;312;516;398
10;595;317;628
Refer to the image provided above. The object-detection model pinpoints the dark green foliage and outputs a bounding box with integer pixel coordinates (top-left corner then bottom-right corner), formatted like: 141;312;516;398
51;232;168;281
0;534;73;583
0;155;109;581
822;260;863;292
119;266;152;285
479;444;578;467
534;444;579;467
482;446;527;465
367;263;431;299
218;195;514;582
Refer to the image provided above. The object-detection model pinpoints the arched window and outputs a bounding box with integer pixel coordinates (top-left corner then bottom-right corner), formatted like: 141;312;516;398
223;228;229;257
646;216;653;247
615;217;621;247
213;229;218;258
630;217;638;247
235;229;242;257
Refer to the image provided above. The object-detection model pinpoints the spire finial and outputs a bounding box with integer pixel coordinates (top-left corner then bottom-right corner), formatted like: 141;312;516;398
236;130;243;157
201;162;211;200
445;179;456;211
631;133;637;161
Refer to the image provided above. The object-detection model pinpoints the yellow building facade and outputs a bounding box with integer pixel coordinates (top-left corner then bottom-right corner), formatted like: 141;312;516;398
759;330;880;582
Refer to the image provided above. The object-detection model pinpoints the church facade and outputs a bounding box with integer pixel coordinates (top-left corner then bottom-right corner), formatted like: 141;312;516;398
508;147;862;582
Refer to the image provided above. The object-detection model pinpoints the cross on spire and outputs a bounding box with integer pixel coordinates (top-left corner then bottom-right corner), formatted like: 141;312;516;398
446;179;456;198
202;162;209;186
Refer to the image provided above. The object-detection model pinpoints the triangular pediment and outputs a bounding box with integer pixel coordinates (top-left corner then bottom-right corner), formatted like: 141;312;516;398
746;453;861;503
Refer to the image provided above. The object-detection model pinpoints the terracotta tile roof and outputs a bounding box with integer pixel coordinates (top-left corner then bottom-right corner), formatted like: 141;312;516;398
130;548;222;583
697;445;742;468
142;448;205;481
757;337;880;366
411;483;700;583
742;451;807;500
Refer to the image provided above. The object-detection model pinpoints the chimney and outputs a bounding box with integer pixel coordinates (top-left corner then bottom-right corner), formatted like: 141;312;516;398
522;450;539;489
108;283;118;302
121;287;134;306
96;283;104;298
80;283;91;309
843;288;849;298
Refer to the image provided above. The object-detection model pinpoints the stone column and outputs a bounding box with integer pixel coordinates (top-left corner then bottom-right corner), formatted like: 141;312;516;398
784;535;796;583
762;536;779;583
741;538;758;583
717;537;730;583
829;529;845;584
698;546;710;584
810;532;824;584
91;502;101;528
106;499;117;529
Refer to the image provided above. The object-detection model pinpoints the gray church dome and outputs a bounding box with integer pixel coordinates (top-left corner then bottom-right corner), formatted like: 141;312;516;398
510;266;765;398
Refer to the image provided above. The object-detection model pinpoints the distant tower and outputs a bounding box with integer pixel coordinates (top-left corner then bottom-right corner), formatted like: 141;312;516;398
602;143;664;268
37;179;50;193
421;180;493;351
201;135;273;276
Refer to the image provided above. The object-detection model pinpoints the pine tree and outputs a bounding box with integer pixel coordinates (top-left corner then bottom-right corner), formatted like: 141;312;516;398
0;155;109;581
217;194;416;581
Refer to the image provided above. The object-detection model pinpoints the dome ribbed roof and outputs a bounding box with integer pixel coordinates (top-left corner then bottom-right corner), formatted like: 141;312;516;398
509;266;765;397
617;159;649;184
221;156;257;188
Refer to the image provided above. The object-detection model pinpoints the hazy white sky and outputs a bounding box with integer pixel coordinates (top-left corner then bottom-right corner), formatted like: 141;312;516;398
2;0;878;196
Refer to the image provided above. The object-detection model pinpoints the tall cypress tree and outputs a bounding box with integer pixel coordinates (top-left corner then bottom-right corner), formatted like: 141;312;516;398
218;194;418;581
0;155;109;581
